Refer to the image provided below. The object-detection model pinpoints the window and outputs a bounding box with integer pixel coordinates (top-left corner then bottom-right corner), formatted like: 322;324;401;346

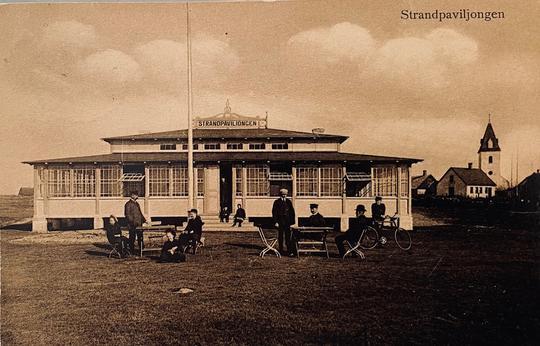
345;171;372;197
449;175;454;183
373;167;397;197
160;144;176;151
297;166;318;197
235;166;243;196
488;171;493;175
400;168;409;197
249;143;266;150
172;166;188;196
487;139;493;148
479;187;483;193
182;143;199;150
320;166;341;196
197;168;204;196
46;165;71;197
475;187;479;193
149;165;170;196
488;156;493;164
101;165;122;197
246;165;269;196
470;186;474;194
73;166;95;197
227;143;243;150
271;143;288;150
204;143;220;150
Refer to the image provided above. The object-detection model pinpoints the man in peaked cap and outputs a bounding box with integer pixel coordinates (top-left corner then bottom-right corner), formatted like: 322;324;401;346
335;204;369;258
272;188;296;256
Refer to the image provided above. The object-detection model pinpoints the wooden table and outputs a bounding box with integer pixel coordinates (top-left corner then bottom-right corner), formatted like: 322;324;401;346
135;224;177;257
291;226;334;258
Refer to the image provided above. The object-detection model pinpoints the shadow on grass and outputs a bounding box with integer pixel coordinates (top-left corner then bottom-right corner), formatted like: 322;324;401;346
85;250;110;257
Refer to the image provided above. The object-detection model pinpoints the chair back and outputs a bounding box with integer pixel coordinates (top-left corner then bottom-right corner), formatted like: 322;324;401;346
257;226;268;246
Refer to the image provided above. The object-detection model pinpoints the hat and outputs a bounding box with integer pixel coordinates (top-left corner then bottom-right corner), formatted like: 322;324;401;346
279;188;288;194
130;191;139;196
375;196;383;201
188;208;198;214
355;204;366;212
310;203;319;209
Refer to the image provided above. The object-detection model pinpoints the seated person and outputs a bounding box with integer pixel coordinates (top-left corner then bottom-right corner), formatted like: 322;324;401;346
231;204;246;227
219;206;230;223
296;204;326;242
371;196;386;227
336;204;369;258
159;230;185;263
105;215;129;257
178;209;204;252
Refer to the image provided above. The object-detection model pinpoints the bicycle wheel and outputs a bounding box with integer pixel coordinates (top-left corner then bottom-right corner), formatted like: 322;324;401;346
395;228;412;250
359;226;379;249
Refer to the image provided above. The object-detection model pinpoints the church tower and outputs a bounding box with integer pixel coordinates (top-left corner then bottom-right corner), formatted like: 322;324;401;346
478;118;507;189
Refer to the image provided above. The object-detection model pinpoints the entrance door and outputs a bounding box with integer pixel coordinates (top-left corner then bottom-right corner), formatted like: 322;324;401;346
448;187;455;197
220;163;233;210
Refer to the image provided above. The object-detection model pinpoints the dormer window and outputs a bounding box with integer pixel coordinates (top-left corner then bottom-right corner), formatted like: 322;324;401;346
160;144;176;151
249;143;266;150
271;143;288;150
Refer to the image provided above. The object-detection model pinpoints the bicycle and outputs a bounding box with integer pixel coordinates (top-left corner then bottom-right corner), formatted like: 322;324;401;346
359;214;412;251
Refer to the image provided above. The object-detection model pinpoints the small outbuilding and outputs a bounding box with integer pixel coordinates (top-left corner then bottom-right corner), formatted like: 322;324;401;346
436;164;496;198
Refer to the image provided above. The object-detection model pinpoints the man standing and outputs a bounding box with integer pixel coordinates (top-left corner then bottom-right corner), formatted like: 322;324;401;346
371;196;386;222
232;204;246;227
124;191;146;255
272;188;296;256
335;204;369;258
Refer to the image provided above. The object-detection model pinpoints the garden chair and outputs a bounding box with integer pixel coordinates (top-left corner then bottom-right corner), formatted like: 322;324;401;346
257;226;281;258
343;240;366;259
185;236;205;255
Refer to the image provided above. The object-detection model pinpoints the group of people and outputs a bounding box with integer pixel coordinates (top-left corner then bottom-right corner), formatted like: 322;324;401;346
105;191;204;262
219;204;246;227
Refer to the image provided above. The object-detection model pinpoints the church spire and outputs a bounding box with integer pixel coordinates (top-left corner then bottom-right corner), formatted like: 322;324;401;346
478;117;501;153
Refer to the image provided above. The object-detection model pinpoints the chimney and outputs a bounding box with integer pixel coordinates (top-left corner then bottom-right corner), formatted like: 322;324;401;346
422;170;427;176
468;162;473;169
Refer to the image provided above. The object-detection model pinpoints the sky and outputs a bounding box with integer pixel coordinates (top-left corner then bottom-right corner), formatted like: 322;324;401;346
1;0;539;194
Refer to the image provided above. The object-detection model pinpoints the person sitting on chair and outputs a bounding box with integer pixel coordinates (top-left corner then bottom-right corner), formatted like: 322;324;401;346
106;215;129;257
219;206;230;223
231;204;246;227
159;230;185;263
371;196;386;224
296;203;326;242
335;204;369;258
178;209;204;252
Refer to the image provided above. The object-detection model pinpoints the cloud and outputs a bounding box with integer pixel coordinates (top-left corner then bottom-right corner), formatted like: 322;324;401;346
287;22;375;64
287;23;479;90
76;49;142;84
42;20;97;49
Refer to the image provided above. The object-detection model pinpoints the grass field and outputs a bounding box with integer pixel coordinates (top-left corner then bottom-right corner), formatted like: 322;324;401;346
1;198;539;345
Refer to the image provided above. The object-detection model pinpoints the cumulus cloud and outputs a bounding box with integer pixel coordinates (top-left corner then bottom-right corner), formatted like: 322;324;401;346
42;20;97;49
77;49;142;84
287;23;479;90
287;22;375;64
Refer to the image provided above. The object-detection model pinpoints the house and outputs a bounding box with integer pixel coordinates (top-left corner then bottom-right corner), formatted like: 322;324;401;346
511;170;540;206
436;163;496;198
411;170;437;197
23;102;422;232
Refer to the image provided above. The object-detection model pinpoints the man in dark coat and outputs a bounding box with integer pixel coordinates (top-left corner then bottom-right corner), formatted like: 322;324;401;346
371;196;386;223
219;206;230;223
336;204;369;258
159;230;186;263
232;204;246;227
124;191;146;254
307;203;326;227
272;188;296;255
178;209;204;252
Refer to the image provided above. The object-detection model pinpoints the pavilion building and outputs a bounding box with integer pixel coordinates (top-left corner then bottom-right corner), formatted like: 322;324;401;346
24;102;421;232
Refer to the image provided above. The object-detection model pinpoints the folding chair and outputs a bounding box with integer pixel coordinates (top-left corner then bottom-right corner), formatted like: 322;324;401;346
106;233;129;259
186;236;205;254
343;240;366;259
257;227;281;258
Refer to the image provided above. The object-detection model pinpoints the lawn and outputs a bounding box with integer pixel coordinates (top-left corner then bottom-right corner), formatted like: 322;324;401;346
1;201;539;345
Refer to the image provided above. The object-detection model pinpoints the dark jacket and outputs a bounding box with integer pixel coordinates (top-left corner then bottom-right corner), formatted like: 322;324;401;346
234;208;246;219
124;199;146;227
219;209;230;219
161;239;180;255
105;223;122;244
272;197;296;226
346;215;369;242
184;216;204;237
308;213;326;227
371;203;386;221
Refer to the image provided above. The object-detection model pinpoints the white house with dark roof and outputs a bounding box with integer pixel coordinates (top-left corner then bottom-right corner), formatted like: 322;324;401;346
436;164;496;198
24;102;422;232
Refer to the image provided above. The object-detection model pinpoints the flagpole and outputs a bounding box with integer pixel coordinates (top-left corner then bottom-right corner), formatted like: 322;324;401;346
186;1;194;209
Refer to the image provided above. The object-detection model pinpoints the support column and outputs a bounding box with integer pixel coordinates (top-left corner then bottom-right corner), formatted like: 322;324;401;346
396;166;402;216
340;165;348;232
292;165;298;225
241;165;247;209
32;167;48;233
93;166;103;229
144;165;150;218
193;166;198;211
231;166;237;204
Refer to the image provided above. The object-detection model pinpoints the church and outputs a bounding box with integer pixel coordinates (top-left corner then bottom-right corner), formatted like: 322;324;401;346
436;119;509;198
24;102;422;232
